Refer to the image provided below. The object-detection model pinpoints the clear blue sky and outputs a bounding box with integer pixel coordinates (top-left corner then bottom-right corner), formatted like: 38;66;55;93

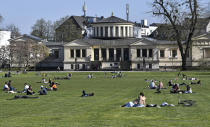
0;0;209;34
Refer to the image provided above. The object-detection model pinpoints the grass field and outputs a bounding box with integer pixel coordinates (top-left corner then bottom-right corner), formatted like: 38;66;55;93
0;71;210;127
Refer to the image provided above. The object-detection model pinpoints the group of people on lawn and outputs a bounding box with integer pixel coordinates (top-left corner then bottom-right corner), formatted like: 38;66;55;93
2;77;58;95
149;79;193;94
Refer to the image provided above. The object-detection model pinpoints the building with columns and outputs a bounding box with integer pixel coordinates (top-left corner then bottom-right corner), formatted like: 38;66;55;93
63;15;184;70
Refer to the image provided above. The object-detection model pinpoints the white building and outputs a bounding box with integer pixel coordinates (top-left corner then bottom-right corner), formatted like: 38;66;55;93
0;31;11;47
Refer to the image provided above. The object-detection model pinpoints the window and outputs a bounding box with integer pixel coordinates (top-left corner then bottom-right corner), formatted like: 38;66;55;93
110;26;113;37
109;48;114;61
97;27;99;37
82;49;86;57
149;64;152;69
93;27;96;37
125;27;128;37
160;50;165;58
100;27;103;37
149;49;153;57
142;49;147;57
54;50;59;58
121;27;123;37
71;64;74;69
116;48;121;61
76;49;80;58
94;49;99;60
101;48;106;61
70;49;74;58
172;50;177;58
137;64;140;69
105;27;108;37
115;27;119;37
137;49;141;57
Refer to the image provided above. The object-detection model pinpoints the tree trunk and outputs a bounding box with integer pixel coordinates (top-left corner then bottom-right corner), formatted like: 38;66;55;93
181;55;187;71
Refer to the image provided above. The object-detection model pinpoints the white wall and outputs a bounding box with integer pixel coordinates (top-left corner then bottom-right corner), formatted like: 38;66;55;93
0;31;11;47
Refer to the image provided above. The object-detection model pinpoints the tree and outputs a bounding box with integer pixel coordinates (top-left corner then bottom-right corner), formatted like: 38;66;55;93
152;0;199;70
0;46;9;68
6;24;21;38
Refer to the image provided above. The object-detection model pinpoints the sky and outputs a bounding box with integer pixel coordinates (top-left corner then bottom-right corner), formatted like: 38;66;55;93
0;0;209;34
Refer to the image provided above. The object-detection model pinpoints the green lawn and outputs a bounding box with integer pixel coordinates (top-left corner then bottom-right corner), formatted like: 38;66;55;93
0;71;210;127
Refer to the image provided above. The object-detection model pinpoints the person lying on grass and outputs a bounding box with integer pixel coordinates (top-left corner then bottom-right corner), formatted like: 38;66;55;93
81;90;94;97
122;92;146;107
191;80;201;85
26;85;35;95
9;95;39;100
39;85;48;95
23;83;29;93
149;80;157;89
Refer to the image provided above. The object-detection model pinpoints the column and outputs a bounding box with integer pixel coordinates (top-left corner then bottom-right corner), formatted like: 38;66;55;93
127;26;130;37
123;26;126;37
118;26;121;37
80;49;82;58
114;48;116;61
113;26;115;37
74;49;76;58
140;49;142;57
108;26;110;37
147;49;149;58
121;48;124;61
103;26;105;37
106;48;109;61
95;27;97;37
99;48;102;61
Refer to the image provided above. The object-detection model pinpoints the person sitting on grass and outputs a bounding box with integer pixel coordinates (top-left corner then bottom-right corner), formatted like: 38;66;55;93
137;92;146;107
88;73;93;79
39;86;48;95
156;81;162;93
26;85;35;95
48;78;52;85
51;82;57;91
149;80;157;89
170;84;181;93
23;83;29;93
168;80;174;86
3;82;9;91
7;80;15;92
185;85;192;94
42;78;48;84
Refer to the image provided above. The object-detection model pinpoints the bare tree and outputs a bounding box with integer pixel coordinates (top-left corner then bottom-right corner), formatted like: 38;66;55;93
152;0;199;70
6;24;21;38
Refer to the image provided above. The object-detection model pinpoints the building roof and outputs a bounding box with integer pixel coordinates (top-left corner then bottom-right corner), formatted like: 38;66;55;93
65;38;140;47
9;34;42;42
95;16;133;24
72;16;86;28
